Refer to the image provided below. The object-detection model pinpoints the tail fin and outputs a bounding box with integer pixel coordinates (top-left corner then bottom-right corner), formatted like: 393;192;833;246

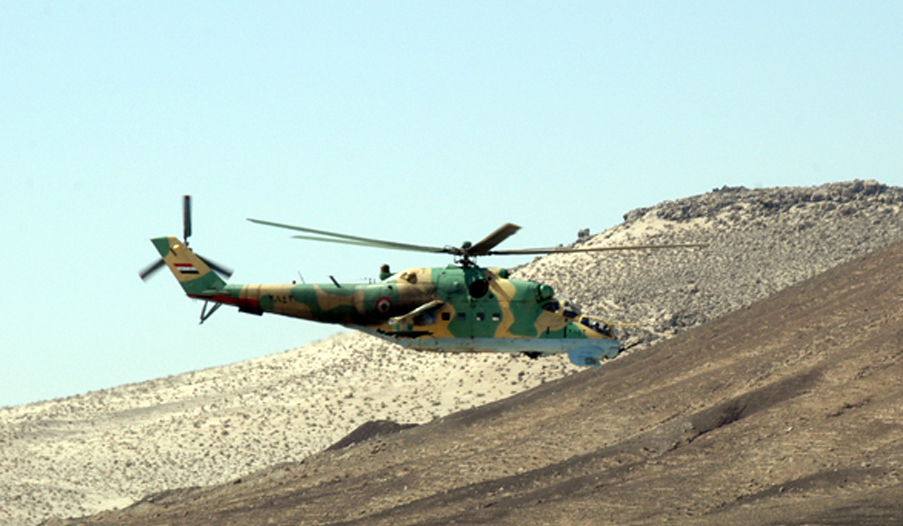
150;236;227;295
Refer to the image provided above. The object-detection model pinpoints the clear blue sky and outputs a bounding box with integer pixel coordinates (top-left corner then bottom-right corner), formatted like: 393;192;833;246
2;2;901;407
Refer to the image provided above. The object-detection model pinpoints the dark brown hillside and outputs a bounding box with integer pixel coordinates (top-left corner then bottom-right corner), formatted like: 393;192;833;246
64;240;903;526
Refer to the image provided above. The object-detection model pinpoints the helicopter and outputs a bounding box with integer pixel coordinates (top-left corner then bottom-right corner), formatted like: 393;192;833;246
141;196;706;367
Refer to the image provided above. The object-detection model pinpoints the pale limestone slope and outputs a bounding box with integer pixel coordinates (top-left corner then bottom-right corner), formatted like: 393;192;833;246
3;180;903;526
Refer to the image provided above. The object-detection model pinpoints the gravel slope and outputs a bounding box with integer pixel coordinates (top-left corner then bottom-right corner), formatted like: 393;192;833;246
64;234;903;525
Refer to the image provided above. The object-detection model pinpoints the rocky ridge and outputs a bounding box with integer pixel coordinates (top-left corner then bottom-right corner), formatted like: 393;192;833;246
2;180;902;526
520;180;903;346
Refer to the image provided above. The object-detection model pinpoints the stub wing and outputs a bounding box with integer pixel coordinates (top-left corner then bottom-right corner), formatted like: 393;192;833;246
388;299;445;326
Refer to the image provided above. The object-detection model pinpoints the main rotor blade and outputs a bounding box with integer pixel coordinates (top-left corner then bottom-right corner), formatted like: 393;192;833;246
248;218;448;254
290;235;448;254
489;242;709;256
139;258;166;281
467;223;521;256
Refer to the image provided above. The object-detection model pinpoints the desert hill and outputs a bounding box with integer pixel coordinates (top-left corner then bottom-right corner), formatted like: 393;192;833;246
3;180;903;525
63;198;903;525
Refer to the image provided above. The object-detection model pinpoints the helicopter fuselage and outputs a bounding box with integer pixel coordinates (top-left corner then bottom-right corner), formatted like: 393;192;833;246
187;262;620;366
144;201;702;368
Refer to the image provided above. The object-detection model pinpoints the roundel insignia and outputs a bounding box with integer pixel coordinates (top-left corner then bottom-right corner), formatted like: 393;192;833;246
376;297;392;314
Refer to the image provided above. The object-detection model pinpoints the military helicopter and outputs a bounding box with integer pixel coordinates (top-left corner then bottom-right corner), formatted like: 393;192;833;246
141;196;706;367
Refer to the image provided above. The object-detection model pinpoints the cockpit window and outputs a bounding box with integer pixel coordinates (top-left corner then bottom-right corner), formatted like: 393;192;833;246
580;316;613;337
542;298;583;318
560;298;581;318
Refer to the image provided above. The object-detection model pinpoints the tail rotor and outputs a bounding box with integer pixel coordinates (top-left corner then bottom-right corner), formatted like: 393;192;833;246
139;195;233;281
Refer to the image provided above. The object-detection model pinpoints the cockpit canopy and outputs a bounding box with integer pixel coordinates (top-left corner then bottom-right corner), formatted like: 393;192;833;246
541;297;582;319
542;297;613;337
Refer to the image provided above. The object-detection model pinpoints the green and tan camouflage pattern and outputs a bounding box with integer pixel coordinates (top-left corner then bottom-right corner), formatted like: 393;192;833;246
151;236;621;366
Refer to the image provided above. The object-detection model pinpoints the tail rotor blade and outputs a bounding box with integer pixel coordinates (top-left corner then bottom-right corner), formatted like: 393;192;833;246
198;254;234;279
183;195;192;242
139;258;166;281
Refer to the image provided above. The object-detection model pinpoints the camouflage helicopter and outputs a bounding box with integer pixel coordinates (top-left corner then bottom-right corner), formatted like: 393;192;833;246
141;196;706;367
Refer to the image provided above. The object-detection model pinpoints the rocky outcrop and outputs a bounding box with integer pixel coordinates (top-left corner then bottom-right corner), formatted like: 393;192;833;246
521;180;903;348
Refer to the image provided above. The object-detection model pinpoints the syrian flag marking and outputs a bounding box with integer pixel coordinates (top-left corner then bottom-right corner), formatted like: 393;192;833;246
175;263;199;275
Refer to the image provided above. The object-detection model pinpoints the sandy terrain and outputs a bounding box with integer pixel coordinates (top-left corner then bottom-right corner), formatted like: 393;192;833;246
56;212;903;525
2;180;903;525
1;337;581;525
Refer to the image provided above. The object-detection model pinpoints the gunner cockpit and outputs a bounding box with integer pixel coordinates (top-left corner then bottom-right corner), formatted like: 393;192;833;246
542;297;614;337
541;298;581;319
